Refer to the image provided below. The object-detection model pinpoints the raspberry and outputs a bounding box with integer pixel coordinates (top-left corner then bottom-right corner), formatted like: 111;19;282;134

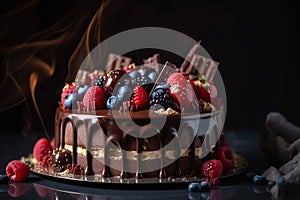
130;86;150;111
6;160;30;182
201;159;223;180
33;138;53;162
67;164;84;175
60;82;77;110
167;72;189;87
82;86;106;111
214;143;234;172
167;73;195;109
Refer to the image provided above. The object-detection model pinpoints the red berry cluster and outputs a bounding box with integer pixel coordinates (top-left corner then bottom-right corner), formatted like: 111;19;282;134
200;139;235;185
67;164;84;175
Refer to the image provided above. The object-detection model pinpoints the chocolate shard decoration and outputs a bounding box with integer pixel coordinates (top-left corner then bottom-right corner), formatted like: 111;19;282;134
75;69;90;86
180;41;201;75
179;41;219;82
149;61;177;97
106;53;132;73
190;54;219;82
142;53;161;73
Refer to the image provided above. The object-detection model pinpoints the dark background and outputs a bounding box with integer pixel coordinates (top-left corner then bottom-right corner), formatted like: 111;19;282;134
0;0;299;139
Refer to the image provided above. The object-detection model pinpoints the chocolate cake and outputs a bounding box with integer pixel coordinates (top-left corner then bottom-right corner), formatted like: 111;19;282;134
49;52;230;181
54;107;222;178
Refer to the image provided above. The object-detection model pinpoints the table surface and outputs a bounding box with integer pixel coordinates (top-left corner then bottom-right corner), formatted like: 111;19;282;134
0;130;274;200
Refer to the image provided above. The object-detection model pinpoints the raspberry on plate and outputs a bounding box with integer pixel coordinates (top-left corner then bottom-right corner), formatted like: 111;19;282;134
201;159;223;181
33;138;53;162
214;143;234;172
6;160;30;182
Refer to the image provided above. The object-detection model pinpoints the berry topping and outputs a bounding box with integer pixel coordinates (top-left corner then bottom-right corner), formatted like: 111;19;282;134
192;76;211;103
201;159;223;181
130;86;150;111
82;86;106;111
214;143;234;172
77;85;90;97
167;72;195;109
150;84;174;111
33;138;53;162
6;160;30;182
64;93;80;110
117;85;133;101
106;95;121;110
132;75;153;94
148;71;158;82
60;82;77;110
49;148;72;172
67;164;84;175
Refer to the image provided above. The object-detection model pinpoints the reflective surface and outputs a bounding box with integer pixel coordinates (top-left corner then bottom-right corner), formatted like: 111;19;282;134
0;131;272;200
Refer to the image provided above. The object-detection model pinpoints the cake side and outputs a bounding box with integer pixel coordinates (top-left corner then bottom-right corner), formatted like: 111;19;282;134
55;107;220;178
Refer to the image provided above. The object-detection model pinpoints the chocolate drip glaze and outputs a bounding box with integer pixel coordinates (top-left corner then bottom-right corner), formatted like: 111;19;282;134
54;107;219;178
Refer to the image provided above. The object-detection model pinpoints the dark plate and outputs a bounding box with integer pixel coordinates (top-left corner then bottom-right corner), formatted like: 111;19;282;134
31;153;247;188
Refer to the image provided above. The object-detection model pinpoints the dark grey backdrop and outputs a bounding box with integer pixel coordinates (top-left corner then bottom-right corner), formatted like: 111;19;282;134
0;0;299;137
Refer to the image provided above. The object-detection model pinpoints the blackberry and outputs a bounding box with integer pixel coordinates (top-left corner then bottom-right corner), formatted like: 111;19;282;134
150;87;173;110
95;76;105;88
132;76;153;94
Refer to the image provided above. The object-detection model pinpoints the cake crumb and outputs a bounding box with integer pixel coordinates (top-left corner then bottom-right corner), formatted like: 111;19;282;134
154;108;179;115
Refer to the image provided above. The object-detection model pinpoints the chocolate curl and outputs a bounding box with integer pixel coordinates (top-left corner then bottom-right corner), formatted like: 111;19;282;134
149;61;177;97
142;53;161;73
180;41;201;75
106;53;132;73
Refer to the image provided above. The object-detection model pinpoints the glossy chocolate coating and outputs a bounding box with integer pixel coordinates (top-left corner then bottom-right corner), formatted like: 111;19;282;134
54;107;219;178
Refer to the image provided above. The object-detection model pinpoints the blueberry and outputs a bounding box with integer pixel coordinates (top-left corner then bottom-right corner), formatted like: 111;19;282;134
252;175;268;185
78;85;90;97
200;181;211;191
155;83;170;90
277;176;286;186
106;95;121;110
188;182;202;192
128;70;140;79
245;171;256;181
148;71;158;82
0;174;9;184
267;180;276;189
64;93;79;109
117;86;132;101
